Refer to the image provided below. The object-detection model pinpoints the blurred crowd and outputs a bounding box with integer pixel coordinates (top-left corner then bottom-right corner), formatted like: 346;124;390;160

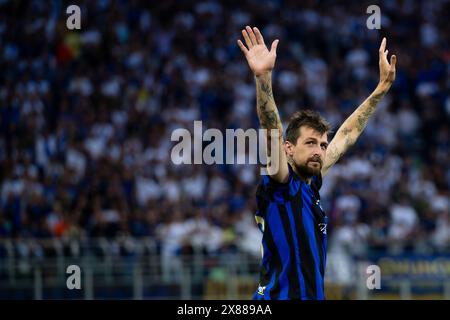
1;0;449;265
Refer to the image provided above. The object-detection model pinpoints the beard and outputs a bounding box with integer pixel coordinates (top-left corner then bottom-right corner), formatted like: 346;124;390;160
295;156;322;177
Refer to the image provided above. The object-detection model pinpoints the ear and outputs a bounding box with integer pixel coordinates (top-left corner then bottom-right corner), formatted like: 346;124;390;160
284;141;294;156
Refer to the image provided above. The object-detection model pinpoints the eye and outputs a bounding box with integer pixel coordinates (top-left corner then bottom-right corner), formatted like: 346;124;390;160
307;141;314;145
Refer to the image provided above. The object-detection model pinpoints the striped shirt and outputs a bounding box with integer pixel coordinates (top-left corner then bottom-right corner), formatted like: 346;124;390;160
253;164;328;300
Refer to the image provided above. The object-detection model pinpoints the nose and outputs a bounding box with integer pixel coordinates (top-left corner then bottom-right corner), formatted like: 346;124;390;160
313;148;321;157
312;149;323;163
311;152;321;160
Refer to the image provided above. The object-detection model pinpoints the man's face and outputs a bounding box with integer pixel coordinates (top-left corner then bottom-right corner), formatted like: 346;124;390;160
285;126;328;177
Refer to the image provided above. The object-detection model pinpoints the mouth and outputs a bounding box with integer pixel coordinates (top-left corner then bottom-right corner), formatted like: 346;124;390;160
308;161;321;167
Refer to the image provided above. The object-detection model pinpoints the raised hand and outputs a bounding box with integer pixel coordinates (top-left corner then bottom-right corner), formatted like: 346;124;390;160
237;26;279;77
378;37;397;89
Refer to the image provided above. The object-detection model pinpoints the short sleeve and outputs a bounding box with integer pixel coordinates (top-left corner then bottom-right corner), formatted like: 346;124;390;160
257;167;294;203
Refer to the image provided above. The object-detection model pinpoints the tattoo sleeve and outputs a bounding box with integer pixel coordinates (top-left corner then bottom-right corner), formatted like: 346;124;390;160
254;72;288;181
322;86;388;176
255;72;281;130
355;90;386;133
255;72;283;157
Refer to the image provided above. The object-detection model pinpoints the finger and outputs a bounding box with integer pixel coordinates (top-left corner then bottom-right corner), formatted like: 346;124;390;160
384;50;389;62
390;55;397;69
246;26;257;46
242;29;253;48
237;39;249;56
253;27;265;45
270;39;279;55
379;37;386;54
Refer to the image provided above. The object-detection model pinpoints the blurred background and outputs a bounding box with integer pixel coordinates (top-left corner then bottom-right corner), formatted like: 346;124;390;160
0;0;449;299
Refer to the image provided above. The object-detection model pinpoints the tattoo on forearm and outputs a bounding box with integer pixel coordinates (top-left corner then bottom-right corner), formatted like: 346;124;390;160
260;81;274;101
255;74;282;158
324;90;386;174
256;76;280;130
259;100;279;129
356;91;385;132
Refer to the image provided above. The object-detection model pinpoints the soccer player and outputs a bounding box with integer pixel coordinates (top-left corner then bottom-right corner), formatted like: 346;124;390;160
237;26;396;300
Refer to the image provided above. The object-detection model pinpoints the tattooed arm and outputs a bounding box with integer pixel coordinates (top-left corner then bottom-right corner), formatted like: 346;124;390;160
321;88;388;177
255;72;289;181
238;26;288;182
322;37;397;177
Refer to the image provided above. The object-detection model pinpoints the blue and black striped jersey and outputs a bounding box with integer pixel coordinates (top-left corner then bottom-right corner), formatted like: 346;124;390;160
253;163;328;300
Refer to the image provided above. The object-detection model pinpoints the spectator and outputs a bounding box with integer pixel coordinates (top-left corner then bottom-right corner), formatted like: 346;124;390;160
0;0;449;261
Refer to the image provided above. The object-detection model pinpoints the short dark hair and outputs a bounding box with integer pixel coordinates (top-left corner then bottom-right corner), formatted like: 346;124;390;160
285;110;331;144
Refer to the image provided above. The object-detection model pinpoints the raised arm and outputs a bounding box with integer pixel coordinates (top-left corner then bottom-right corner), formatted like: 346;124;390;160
322;37;397;177
237;26;288;183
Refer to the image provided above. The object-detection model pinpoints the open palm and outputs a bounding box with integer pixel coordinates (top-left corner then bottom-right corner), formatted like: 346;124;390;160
237;26;279;76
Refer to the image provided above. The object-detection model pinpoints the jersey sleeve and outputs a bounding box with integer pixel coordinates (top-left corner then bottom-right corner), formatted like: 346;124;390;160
257;166;294;204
